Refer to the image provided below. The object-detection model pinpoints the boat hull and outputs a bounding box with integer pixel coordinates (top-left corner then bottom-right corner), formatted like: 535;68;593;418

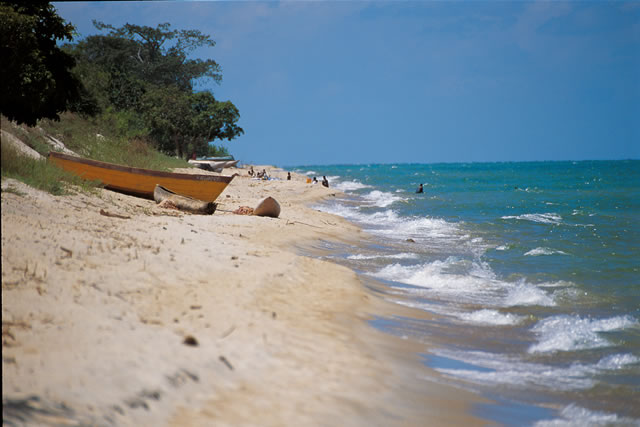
49;152;233;202
189;159;239;169
253;196;281;218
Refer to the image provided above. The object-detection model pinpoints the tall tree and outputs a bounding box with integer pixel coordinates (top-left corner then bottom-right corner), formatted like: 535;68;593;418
91;21;222;91
0;1;82;125
68;21;243;157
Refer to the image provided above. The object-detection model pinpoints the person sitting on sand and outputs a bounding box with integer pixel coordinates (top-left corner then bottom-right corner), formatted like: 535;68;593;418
313;177;318;184
248;166;254;177
261;169;269;180
256;169;264;178
322;176;329;188
416;183;423;193
287;172;291;181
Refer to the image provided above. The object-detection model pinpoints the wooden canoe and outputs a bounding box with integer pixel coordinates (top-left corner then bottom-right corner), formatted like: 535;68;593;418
48;152;233;202
188;159;239;170
253;197;281;218
187;160;223;173
153;185;216;214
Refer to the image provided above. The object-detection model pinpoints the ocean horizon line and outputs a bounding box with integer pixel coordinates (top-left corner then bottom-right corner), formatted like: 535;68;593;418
285;158;639;168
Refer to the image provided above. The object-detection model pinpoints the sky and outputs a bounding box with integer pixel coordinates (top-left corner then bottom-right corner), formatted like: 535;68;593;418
53;1;639;166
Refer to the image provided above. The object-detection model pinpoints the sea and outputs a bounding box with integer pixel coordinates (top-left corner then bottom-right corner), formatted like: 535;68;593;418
292;160;640;426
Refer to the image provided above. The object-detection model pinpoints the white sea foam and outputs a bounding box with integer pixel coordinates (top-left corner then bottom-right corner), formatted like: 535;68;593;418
347;252;419;260
375;216;460;241
432;350;595;391
596;353;640;370
321;202;461;243
362;190;404;207
333;180;371;192
502;212;562;225
372;257;559;307
534;404;640;426
372;258;509;305
503;282;556;307
495;245;510;251
536;280;573;288
393;304;525;326
458;309;525;326
525;247;568;256
316;202;360;220
432;348;640;395
528;315;639;354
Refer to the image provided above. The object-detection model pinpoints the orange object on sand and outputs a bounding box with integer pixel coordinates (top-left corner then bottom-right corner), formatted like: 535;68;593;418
48;152;233;202
306;178;312;184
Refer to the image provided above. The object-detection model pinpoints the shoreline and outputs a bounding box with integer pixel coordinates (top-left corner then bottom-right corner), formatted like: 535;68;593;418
2;167;484;426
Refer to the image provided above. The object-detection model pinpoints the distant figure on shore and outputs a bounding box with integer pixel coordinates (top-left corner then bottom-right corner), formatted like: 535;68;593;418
261;169;269;180
416;183;423;193
322;176;329;188
287;172;291;181
248;166;254;177
313;177;318;184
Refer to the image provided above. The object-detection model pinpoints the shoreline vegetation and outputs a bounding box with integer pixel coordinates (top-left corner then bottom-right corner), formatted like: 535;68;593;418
2;123;484;425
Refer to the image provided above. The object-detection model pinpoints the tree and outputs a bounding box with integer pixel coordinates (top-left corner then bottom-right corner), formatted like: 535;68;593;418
141;86;193;157
191;91;243;143
68;21;244;157
91;21;222;91
141;88;243;158
0;1;83;125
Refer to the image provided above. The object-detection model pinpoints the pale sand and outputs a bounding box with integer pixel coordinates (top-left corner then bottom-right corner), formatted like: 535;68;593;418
2;167;485;426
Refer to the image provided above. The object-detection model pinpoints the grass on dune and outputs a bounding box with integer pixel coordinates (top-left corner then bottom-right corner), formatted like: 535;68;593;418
1;112;192;196
2;113;190;171
1;142;101;196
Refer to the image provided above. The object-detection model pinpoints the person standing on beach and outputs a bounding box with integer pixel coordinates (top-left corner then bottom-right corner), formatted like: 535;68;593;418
416;183;424;193
322;176;329;188
287;172;291;181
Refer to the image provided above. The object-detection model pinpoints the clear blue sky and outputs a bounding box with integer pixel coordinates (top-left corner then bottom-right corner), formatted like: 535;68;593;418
53;1;639;166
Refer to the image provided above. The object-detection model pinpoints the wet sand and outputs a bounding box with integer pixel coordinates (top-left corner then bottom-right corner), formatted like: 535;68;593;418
2;167;484;426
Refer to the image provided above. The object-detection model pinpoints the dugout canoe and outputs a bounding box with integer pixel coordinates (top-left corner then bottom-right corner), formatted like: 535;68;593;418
253;196;281;218
153;185;217;214
188;159;240;170
48;152;233;202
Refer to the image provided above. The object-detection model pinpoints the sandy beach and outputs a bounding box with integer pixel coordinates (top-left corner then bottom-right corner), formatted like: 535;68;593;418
2;166;483;426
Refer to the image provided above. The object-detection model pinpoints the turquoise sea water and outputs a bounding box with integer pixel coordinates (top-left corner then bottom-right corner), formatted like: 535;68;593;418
294;161;640;426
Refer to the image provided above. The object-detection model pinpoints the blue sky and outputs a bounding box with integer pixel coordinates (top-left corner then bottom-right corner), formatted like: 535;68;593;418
53;1;639;166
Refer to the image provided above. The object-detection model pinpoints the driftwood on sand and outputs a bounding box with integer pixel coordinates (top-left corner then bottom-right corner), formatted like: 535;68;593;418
153;185;217;215
253;197;281;218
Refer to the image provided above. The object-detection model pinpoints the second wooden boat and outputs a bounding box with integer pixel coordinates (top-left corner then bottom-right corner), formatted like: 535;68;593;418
153;185;217;214
253;196;281;218
49;152;234;202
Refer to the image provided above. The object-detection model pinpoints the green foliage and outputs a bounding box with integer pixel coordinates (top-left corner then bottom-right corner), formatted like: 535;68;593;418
0;1;84;125
99;108;148;140
91;21;222;90
207;144;230;158
65;21;244;158
1;140;99;195
38;113;189;171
